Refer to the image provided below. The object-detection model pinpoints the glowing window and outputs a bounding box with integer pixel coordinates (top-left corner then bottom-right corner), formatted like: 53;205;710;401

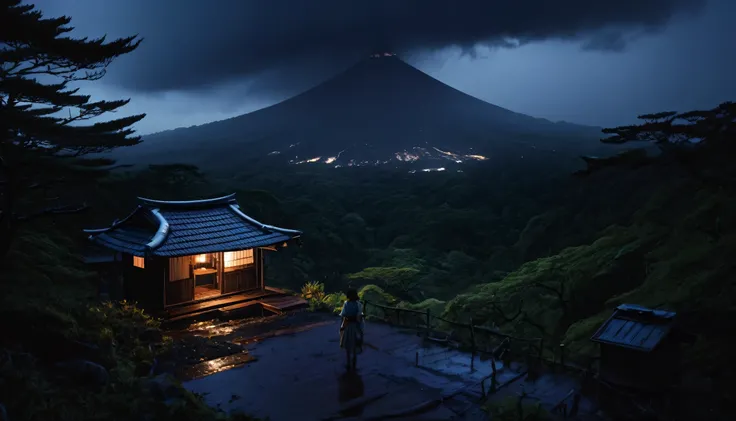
224;249;254;269
133;256;145;269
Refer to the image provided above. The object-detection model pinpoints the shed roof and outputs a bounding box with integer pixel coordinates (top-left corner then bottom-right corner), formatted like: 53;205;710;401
590;304;677;352
83;193;301;257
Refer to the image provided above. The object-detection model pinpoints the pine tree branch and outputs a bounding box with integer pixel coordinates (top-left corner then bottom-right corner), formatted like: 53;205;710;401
15;203;89;222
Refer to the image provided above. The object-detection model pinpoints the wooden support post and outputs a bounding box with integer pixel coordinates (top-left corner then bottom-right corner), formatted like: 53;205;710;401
469;317;476;354
480;379;486;398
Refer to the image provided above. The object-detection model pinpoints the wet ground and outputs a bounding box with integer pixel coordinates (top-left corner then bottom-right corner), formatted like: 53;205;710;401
171;312;607;420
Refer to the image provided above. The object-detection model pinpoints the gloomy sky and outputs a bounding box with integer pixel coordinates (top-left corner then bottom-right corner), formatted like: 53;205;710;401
30;0;736;134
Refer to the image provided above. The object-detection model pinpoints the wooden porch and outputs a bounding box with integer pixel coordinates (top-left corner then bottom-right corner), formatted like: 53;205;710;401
162;286;308;323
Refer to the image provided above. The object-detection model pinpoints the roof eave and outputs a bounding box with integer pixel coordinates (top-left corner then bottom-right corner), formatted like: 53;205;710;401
137;193;237;208
146;208;170;249
82;205;143;235
228;203;302;237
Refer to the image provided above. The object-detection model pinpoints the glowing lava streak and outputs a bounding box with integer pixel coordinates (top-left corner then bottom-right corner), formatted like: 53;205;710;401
294;157;321;164
324;149;346;164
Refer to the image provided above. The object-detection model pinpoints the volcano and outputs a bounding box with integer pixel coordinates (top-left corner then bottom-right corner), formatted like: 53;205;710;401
111;55;608;172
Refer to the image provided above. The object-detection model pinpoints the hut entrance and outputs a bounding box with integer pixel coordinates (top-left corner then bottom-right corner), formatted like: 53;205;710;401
193;253;221;300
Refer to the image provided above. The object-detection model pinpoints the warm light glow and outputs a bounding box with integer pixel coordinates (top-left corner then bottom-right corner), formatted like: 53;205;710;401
133;256;145;269
325;156;337;164
195;254;207;263
466;154;488;161
224;249;254;268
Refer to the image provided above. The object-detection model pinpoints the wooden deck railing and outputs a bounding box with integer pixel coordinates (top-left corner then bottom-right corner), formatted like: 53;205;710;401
361;299;544;361
360;299;598;374
358;299;619;416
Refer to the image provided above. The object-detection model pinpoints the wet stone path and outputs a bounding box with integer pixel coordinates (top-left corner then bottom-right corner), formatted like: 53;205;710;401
168;312;606;420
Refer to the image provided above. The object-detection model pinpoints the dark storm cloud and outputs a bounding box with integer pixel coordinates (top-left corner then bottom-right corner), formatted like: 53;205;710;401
49;0;706;93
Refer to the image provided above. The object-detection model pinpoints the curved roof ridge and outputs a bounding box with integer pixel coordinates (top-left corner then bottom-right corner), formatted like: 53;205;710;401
137;193;236;208
229;203;302;236
146;208;171;250
82;205;144;234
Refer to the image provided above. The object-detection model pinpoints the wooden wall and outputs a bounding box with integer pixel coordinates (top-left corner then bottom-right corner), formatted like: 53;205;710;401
122;253;166;312
222;266;257;294
599;340;680;390
120;248;268;310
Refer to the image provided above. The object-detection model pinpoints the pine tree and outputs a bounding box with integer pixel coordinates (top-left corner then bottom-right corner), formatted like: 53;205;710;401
0;0;145;257
578;101;736;177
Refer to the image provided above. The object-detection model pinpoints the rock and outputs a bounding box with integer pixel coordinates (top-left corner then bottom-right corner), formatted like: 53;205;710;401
142;374;187;401
139;328;163;344
55;359;109;388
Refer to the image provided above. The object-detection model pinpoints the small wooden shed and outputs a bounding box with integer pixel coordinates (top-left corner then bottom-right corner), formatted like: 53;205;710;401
591;304;681;391
83;193;302;315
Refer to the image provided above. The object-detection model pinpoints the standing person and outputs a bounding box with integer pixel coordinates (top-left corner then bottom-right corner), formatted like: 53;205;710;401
339;289;364;370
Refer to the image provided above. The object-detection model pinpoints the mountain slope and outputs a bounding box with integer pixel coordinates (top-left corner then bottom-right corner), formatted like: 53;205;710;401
111;55;607;172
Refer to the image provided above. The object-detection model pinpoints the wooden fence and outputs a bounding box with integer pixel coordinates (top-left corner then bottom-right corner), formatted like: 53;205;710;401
360;299;599;375
357;300;659;419
361;299;545;362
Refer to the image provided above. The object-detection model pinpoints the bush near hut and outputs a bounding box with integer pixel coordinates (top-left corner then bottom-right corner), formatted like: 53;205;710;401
0;228;260;421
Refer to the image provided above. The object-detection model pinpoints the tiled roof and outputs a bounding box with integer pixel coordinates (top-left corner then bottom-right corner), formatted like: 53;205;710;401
84;194;301;257
590;304;676;352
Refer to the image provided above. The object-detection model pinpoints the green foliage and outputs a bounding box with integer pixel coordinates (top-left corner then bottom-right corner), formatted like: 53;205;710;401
1;1;145;156
300;280;326;301
443;181;736;405
0;229;260;421
357;284;397;306
397;298;446;316
299;281;347;313
347;266;421;299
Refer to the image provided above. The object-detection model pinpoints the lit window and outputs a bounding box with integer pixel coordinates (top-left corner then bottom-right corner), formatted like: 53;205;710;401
133;256;145;269
195;254;207;263
224;249;254;269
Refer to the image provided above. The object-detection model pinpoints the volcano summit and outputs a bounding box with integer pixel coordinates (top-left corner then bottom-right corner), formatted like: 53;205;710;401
111;55;607;172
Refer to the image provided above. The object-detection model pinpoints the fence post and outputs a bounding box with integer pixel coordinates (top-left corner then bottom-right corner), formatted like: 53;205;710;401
469;317;476;354
426;309;431;338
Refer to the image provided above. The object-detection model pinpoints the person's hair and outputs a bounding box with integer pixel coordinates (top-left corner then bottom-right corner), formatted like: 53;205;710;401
346;288;359;302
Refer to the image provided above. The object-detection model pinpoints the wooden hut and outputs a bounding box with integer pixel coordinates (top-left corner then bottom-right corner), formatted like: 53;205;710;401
590;304;681;391
83;193;304;318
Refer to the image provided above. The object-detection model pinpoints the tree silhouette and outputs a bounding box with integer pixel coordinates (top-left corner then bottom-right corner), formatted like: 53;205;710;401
0;0;145;258
579;101;736;177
